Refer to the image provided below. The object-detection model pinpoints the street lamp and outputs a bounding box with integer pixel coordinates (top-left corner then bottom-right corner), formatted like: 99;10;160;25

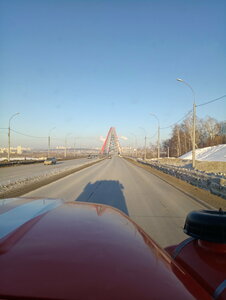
177;78;196;168
65;133;71;158
8;112;20;161
150;113;160;160
139;127;147;160
129;132;138;158
48;127;56;158
74;137;76;157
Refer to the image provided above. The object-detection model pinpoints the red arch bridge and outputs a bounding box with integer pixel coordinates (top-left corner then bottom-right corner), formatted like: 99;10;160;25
100;127;121;155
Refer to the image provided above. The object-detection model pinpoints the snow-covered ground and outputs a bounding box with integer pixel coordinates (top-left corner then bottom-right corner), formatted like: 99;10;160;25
0;158;101;197
180;144;226;162
0;157;45;162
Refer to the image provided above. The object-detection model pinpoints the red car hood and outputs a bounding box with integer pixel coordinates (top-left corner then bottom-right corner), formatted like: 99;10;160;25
0;198;211;300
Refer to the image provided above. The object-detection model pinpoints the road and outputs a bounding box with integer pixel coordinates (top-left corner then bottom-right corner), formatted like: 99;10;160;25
23;156;206;247
0;158;96;186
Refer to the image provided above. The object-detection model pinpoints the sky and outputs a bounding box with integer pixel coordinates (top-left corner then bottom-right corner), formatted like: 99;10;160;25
0;0;226;149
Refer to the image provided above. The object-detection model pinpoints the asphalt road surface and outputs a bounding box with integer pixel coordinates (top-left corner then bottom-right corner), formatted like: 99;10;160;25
24;156;206;247
0;158;96;186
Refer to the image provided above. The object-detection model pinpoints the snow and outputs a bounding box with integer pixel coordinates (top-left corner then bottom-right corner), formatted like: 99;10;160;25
0;157;45;162
180;144;226;162
0;158;100;196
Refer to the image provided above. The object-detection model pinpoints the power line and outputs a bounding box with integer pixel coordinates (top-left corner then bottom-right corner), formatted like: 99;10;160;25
11;129;47;139
160;110;192;130
51;137;65;141
197;94;226;107
160;94;226;130
150;131;157;139
3;94;225;142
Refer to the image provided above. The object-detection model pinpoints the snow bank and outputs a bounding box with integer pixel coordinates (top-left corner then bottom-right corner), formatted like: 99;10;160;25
0;158;101;197
0;157;45;162
180;144;226;162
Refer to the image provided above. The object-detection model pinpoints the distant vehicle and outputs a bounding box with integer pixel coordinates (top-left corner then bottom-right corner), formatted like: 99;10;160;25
108;156;112;159
0;199;225;299
44;157;57;165
87;155;92;159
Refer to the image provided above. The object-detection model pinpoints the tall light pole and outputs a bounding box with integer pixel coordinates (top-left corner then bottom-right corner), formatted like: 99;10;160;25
177;78;196;168
74;137;76;157
76;137;81;155
139;127;147;160
48;127;56;158
150;113;160;160
65;133;71;158
129;132;138;157
8;112;20;162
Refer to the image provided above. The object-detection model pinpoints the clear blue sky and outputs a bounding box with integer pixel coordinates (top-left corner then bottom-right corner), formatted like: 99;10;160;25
0;0;226;148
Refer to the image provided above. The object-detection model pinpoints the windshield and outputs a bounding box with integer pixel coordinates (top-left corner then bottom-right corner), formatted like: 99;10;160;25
0;0;225;249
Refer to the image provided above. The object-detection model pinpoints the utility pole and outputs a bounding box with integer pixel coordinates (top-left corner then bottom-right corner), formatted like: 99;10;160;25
129;132;138;158
74;137;76;157
139;127;147;160
64;137;67;158
48;127;56;158
192;102;196;168
48;136;50;157
167;147;169;158
144;136;147;160
8;113;20;162
8;127;10;162
65;133;71;158
150;113;160;160
157;125;160;160
177;78;196;168
177;126;181;157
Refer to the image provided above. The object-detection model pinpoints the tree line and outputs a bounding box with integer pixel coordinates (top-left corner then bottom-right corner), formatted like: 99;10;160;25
162;115;226;157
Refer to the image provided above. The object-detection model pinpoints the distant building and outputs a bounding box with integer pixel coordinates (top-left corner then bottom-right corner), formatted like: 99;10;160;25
17;146;22;154
0;147;31;154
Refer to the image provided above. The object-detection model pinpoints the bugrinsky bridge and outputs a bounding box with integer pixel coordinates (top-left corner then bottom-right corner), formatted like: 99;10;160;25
100;127;121;155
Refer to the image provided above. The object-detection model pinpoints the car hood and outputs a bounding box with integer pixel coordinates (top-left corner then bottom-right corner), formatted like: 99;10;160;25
0;198;211;300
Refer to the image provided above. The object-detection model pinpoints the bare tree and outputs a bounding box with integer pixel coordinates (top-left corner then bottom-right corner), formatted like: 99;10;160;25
203;117;220;145
161;115;225;158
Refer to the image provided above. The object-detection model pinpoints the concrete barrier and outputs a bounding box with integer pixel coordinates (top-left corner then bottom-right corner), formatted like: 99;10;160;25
0;160;45;167
136;159;226;200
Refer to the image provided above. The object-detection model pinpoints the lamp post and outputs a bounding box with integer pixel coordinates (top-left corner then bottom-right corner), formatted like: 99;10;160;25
74;137;76;157
150;113;160;160
129;132;138;157
177;78;196;168
65;133;71;158
8;112;20;162
139;127;147;160
48;127;56;158
76;137;81;155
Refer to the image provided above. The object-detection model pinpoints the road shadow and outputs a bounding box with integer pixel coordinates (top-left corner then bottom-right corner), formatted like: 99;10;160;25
75;180;129;215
